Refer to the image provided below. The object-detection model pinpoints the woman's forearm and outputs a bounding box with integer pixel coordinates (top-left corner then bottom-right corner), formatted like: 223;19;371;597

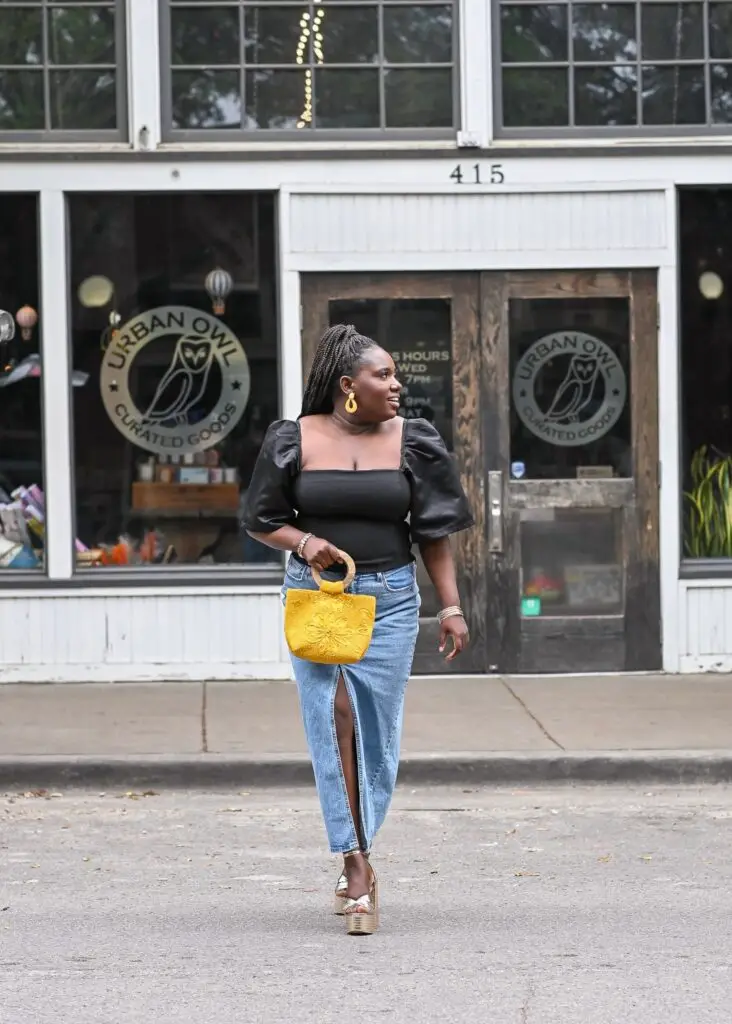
247;526;307;553
419;537;461;609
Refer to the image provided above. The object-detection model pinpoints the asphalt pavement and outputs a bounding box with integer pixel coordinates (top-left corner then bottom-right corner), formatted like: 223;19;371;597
2;783;731;1023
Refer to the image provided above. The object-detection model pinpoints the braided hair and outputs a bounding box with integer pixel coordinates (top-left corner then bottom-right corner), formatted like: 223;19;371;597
300;324;378;416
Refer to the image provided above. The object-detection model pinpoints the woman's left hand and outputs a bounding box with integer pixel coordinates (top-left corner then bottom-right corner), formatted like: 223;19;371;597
439;615;469;661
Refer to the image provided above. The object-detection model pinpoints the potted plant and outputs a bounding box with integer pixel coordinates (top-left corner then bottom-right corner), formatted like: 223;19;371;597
684;445;732;557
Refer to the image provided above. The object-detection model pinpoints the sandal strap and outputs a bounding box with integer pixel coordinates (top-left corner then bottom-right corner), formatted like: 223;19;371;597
335;873;348;894
344;894;373;912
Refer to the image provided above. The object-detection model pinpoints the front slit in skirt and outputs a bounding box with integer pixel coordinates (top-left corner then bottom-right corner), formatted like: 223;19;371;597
281;558;420;853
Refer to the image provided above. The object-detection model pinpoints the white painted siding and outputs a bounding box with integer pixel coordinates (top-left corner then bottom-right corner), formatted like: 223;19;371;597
289;190;667;257
0;592;291;683
678;584;732;672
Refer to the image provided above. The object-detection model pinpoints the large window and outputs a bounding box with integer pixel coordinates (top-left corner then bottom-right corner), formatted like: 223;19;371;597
0;1;124;137
68;192;280;572
0;196;44;572
680;188;732;568
498;0;732;132
164;0;456;135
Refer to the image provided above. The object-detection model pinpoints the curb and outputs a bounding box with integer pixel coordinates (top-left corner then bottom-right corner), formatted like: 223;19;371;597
2;752;732;789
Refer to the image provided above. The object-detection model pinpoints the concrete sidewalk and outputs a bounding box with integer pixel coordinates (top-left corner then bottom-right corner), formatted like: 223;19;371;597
2;674;732;788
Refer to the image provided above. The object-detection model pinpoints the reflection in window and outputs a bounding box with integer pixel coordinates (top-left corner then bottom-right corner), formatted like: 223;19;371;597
168;1;455;133
0;195;44;570
68;193;280;570
0;1;122;135
509;298;631;480
499;0;732;130
520;508;623;616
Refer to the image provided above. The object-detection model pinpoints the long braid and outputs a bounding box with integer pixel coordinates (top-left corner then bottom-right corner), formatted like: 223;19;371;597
300;324;376;416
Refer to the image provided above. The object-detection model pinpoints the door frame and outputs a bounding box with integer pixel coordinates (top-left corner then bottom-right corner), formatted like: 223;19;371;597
300;272;488;673
482;269;661;672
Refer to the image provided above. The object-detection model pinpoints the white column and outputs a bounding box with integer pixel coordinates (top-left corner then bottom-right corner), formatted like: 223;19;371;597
277;191;304;421
126;0;162;150
457;0;492;148
657;191;681;672
40;191;74;580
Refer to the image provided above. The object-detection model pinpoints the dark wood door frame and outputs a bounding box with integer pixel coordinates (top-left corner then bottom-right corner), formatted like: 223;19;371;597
481;269;661;672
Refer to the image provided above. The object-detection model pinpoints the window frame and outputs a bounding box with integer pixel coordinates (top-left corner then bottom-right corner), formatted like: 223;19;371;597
493;0;732;138
0;0;128;143
159;0;460;141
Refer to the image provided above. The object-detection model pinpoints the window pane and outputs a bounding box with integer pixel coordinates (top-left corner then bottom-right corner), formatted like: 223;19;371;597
315;68;379;127
501;5;568;63
711;64;732;121
0;9;43;65
640;2;703;60
642;64;706;124
575;65;638;125
68;193;281;570
320;5;378;63
48;7;116;65
171;6;240;65
245;6;307;64
0;71;44;130
709;3;732;59
520;509;623;617
385;67;451;127
572;4;637;62
509;298;631;479
49;69;116;130
0;194;44;572
384;4;453;63
245;68;308;129
502;67;568;126
172;70;241;129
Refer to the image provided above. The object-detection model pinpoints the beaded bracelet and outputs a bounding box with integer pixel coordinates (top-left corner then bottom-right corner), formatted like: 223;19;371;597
296;532;314;559
437;605;464;625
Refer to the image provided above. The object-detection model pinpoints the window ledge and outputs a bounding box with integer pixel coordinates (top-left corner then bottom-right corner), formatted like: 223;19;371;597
681;559;732;580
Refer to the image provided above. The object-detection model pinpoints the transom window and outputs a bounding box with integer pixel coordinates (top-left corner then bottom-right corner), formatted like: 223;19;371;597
164;0;456;135
498;0;732;132
0;1;124;137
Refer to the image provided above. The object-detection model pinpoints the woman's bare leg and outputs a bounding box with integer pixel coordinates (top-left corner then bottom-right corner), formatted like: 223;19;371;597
334;674;370;896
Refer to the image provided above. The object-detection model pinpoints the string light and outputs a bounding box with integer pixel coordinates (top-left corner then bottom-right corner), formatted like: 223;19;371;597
296;7;326;129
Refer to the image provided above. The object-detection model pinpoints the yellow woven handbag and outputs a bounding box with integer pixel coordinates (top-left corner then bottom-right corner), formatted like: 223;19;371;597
284;550;376;664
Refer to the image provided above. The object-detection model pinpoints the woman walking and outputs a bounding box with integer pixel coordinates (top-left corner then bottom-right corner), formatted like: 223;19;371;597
244;324;473;935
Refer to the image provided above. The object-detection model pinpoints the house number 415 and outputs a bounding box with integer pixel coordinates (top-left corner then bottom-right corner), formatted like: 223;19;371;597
450;163;505;185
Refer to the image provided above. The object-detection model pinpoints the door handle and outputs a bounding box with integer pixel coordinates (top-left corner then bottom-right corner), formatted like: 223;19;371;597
488;470;503;554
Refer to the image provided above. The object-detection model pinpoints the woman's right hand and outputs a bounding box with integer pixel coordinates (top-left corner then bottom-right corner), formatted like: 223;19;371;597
302;536;343;572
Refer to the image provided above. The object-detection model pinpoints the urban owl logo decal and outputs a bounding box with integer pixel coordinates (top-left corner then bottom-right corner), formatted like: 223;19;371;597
100;306;250;456
512;331;627;448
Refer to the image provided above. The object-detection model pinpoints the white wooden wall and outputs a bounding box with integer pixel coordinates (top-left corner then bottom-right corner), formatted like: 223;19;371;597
0;591;290;682
679;584;732;672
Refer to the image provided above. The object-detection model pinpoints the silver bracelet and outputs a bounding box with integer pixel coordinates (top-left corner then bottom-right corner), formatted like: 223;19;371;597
296;532;314;559
437;605;464;625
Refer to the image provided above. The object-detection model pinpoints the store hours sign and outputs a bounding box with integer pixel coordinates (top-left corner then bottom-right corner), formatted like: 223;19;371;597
100;306;250;456
392;343;453;450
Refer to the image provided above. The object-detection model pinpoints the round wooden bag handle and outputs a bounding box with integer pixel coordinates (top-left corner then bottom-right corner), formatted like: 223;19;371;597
310;550;356;590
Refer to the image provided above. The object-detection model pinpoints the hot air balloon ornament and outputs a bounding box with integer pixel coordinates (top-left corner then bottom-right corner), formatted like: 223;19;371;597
16;305;38;342
204;267;233;316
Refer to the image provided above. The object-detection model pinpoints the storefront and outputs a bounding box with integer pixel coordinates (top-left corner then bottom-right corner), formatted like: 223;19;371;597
0;1;730;680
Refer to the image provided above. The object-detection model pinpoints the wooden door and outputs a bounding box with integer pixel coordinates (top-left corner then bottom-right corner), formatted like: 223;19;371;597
300;273;487;674
481;270;661;673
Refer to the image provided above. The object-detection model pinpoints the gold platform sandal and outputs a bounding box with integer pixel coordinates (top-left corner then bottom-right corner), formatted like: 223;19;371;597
334;852;370;915
342;852;378;936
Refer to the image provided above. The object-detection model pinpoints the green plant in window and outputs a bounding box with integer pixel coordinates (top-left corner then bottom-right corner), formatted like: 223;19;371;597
684;446;732;558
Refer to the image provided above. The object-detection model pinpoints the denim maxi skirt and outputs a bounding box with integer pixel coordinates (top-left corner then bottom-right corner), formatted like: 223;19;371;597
281;557;421;854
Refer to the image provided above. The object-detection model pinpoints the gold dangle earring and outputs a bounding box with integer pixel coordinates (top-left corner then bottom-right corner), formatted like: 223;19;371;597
345;390;358;414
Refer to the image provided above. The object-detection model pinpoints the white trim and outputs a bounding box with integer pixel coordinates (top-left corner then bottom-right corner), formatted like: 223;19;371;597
277;191;303;421
284;250;669;273
681;578;732;589
39;191;74;581
679;656;732;673
0;662;292;683
0;585;283;599
657;196;681;671
126;0;162;150
457;0;490;148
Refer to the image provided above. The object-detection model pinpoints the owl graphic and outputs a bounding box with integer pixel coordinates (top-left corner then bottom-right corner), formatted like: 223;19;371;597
141;337;214;426
543;355;600;424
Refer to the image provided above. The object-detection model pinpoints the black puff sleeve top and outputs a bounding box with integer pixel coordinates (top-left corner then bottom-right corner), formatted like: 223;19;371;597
243;417;474;571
